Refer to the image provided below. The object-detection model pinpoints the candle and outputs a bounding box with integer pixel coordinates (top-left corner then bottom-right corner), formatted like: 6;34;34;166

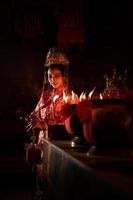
63;91;68;103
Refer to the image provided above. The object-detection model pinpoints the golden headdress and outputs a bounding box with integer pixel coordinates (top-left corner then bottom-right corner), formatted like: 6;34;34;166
44;48;69;67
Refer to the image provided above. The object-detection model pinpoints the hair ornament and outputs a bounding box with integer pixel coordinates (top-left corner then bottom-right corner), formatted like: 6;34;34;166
44;48;69;67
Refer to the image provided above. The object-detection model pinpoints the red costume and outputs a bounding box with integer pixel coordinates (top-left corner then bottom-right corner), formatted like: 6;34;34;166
34;86;78;125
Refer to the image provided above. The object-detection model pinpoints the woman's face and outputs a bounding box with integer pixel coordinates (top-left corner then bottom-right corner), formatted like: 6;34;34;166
48;68;65;89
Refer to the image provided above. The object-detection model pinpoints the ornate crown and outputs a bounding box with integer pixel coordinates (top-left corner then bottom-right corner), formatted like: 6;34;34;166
44;48;69;67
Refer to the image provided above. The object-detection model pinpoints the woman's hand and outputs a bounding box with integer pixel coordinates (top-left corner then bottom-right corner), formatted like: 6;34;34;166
25;112;45;132
32;117;45;130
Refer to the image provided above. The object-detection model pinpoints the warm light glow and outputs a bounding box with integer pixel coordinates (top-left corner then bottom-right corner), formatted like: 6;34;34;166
79;92;84;101
79;92;87;101
71;90;77;103
83;92;87;100
100;93;103;99
88;87;96;99
71;91;75;101
63;91;68;103
53;95;59;103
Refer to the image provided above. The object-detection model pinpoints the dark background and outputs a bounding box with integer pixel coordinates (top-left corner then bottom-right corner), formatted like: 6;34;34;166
0;1;132;198
0;0;133;113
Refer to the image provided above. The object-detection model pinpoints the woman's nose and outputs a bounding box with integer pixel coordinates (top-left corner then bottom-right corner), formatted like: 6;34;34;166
51;76;57;82
51;77;55;81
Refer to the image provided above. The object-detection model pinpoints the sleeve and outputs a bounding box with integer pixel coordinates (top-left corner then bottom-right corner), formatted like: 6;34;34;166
33;90;52;120
33;92;45;119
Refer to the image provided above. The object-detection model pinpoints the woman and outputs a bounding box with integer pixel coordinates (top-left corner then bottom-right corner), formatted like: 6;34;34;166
25;49;79;197
27;48;78;144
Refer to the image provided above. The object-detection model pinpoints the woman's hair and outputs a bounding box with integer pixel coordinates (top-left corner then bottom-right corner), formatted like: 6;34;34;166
47;63;66;77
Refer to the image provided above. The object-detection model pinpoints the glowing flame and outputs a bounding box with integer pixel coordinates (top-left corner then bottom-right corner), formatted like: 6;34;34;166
79;92;84;101
53;95;59;103
83;92;87;100
71;91;75;101
63;91;68;103
100;93;103;99
79;92;87;101
88;87;96;99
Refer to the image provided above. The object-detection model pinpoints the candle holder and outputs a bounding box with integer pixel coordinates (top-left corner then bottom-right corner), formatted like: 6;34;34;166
63;98;132;149
64;111;91;148
91;98;125;107
90;98;132;149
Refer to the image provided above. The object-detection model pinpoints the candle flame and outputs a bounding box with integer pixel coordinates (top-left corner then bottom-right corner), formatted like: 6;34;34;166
79;92;84;101
100;93;103;99
79;92;87;101
71;91;75;101
53;95;59;103
88;87;96;99
63;91;68;103
83;92;87;100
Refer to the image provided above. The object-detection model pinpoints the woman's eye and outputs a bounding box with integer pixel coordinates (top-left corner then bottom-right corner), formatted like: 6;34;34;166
48;75;61;79
55;75;61;78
